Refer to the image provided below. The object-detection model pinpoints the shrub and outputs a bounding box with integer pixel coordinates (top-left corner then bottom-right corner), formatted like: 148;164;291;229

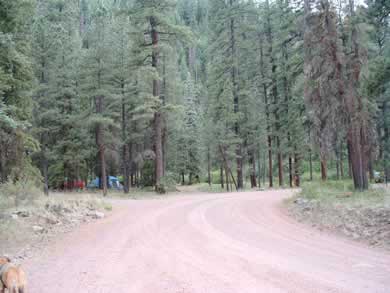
0;179;42;210
158;172;178;193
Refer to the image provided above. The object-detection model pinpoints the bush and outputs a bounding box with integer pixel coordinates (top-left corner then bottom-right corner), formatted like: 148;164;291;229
158;172;178;193
0;179;42;210
140;160;154;187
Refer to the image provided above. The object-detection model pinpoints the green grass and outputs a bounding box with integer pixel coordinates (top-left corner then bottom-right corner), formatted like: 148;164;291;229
196;183;227;193
295;180;389;207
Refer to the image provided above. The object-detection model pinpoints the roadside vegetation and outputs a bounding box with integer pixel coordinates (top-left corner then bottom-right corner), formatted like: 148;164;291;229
0;181;110;259
288;180;390;249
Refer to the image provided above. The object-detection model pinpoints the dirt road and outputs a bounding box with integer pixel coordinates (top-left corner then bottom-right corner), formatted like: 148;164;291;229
24;190;390;292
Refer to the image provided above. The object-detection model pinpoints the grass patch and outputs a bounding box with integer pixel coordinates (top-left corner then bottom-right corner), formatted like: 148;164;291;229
288;180;390;249
296;180;389;207
196;183;227;193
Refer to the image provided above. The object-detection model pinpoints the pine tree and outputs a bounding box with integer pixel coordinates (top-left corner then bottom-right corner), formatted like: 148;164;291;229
0;0;38;184
131;0;193;192
303;0;344;181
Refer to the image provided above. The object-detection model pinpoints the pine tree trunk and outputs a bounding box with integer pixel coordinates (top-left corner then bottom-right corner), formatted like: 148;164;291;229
259;33;273;188
229;0;243;190
336;147;340;180
95;95;107;196
344;0;369;191
340;144;344;178
263;151;267;186
257;146;262;188
99;141;107;196
0;147;4;183
294;152;300;187
135;165;139;188
277;138;283;187
348;133;368;190
121;89;130;194
249;150;257;188
220;165;224;189
123;143;130;193
348;142;352;178
43;152;49;196
150;16;164;192
382;101;389;183
309;150;313;181
385;126;389;183
268;136;273;187
207;148;211;186
368;153;374;182
225;165;230;192
321;158;327;181
282;34;292;189
154;112;164;190
288;155;293;188
266;0;282;187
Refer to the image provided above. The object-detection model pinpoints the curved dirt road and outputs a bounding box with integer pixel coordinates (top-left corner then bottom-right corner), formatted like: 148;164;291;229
25;190;390;292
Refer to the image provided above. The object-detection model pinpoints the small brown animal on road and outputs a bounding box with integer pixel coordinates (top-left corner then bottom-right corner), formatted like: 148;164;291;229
0;257;26;293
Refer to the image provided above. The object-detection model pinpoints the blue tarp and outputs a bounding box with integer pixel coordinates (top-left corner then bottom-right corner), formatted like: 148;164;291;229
88;176;123;190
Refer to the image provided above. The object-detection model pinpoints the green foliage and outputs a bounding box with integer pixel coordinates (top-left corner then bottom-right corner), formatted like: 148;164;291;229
140;160;155;187
0;0;388;195
298;180;388;205
0;178;42;209
159;172;178;192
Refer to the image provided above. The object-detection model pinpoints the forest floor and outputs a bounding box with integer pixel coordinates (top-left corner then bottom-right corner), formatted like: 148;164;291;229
16;188;390;292
287;181;390;250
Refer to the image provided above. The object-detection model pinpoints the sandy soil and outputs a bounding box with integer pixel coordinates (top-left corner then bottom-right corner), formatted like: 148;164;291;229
23;190;390;292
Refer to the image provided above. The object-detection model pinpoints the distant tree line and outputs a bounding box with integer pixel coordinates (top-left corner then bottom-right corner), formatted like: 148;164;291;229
0;0;388;194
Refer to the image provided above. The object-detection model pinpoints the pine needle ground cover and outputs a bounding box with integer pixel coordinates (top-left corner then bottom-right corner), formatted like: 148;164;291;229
287;181;390;249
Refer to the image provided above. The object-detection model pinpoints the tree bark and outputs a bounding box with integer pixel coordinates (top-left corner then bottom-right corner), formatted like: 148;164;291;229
0;147;4;183
340;144;344;178
229;0;243;190
344;0;369;191
265;0;282;187
336;148;340;180
257;146;262;188
42;152;49;196
219;145;238;191
368;153;374;182
309;150;313;181
95;95;107;196
220;165;224;189
348;142;352;178
249;150;257;188
259;32;273;188
225;164;230;192
121;83;130;194
294;152;300;187
288;155;293;188
207;148;211;186
150;16;164;191
385;126;389;183
321;158;327;181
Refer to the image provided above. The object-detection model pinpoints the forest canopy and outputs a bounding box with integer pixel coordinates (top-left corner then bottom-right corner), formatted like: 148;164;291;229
0;0;389;194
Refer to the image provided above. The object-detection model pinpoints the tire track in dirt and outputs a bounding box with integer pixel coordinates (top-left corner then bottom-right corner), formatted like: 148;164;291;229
24;191;390;292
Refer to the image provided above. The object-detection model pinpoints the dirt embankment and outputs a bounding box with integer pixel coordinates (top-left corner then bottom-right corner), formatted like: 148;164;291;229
287;183;390;250
0;193;110;261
